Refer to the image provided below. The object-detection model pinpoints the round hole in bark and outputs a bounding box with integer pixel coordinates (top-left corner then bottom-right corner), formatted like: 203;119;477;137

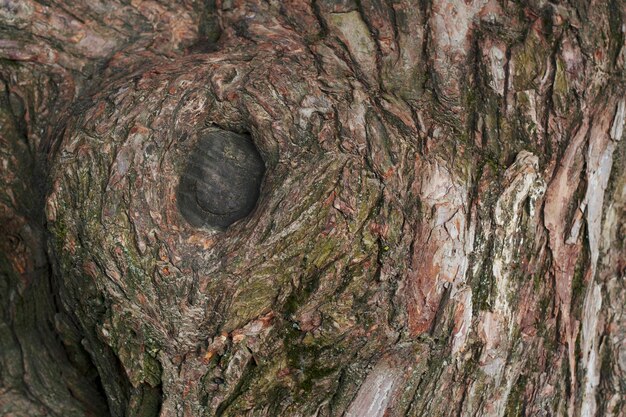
177;129;265;229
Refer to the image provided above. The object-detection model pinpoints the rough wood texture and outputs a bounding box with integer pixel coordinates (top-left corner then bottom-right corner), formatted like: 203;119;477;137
0;1;625;416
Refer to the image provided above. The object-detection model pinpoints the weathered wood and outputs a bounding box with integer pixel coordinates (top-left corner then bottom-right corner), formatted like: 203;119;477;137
177;129;264;229
0;1;624;416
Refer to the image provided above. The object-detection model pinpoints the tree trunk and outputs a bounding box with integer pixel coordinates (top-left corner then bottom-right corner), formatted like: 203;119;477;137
1;1;624;416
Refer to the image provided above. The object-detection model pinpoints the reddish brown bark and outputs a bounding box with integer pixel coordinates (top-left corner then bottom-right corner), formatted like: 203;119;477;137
0;1;624;416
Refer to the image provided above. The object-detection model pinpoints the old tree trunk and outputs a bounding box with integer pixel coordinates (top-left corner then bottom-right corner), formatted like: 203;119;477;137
1;0;625;416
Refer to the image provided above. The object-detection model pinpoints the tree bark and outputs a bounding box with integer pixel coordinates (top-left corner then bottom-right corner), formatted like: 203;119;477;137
0;1;625;416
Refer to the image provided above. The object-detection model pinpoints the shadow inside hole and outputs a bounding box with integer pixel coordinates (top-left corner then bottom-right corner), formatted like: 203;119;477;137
177;129;265;230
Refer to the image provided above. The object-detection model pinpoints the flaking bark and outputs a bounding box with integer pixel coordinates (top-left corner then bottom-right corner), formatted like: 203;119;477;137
0;1;624;416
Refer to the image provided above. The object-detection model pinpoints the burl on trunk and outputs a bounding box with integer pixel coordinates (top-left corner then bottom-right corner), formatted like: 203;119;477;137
0;1;624;416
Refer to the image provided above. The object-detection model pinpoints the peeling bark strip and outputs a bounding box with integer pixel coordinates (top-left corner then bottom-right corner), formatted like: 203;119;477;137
0;1;625;417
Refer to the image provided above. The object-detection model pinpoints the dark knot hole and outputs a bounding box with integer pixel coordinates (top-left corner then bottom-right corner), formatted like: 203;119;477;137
177;129;265;229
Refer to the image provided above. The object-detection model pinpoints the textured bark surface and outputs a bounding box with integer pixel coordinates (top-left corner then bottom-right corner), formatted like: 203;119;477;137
0;1;625;416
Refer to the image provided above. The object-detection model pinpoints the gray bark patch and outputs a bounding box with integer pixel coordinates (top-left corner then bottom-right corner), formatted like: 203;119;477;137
177;130;264;229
